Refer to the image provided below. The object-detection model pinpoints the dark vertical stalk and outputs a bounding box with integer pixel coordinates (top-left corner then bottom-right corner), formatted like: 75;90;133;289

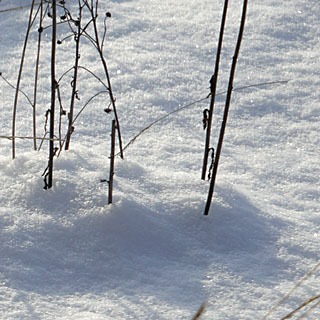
108;119;116;204
87;1;124;159
33;0;44;150
65;0;82;150
12;0;36;159
56;85;65;150
47;0;57;189
204;0;248;216
201;0;229;180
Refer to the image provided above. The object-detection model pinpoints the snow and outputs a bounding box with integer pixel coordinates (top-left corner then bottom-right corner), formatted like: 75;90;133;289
0;0;319;319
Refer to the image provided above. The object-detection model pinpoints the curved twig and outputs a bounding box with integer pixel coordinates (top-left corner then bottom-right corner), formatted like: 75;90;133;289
117;79;289;156
0;74;33;107
57;90;108;155
86;1;124;158
12;0;36;159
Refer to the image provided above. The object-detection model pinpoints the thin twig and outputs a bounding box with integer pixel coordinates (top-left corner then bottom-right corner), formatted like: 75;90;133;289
117;79;289;156
78;65;110;90
201;0;229;180
0;74;33;108
57;90;108;155
192;302;206;320
262;262;320;319
12;0;36;159
0;3;40;13
65;0;83;150
85;1;124;158
297;299;320;319
56;84;66;150
33;0;44;150
281;295;320;320
119;97;209;155
0;135;62;141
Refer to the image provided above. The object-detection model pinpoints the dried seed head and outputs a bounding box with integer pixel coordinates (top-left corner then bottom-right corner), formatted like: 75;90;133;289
57;40;62;45
38;27;43;33
106;12;111;18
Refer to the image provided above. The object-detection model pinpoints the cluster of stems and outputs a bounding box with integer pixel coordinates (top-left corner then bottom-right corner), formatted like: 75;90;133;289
10;0;123;196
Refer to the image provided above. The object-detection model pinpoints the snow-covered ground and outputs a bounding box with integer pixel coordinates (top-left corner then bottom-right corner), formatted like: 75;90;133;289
0;0;319;319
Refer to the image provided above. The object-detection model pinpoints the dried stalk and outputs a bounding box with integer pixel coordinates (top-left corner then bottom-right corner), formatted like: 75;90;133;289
45;0;57;189
262;262;320;319
281;295;320;319
12;0;36;159
65;0;83;150
201;0;229;180
118;80;288;156
108;120;116;204
204;0;248;216
85;0;124;159
32;0;45;150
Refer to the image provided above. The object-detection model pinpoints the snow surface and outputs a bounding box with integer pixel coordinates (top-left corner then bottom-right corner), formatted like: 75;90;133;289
0;0;319;319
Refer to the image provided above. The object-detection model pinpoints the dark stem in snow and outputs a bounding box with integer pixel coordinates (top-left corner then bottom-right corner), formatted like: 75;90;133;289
65;0;82;150
33;0;44;151
12;0;36;159
86;0;124;159
108;119;116;204
45;0;57;189
192;302;206;320
201;0;229;180
204;0;248;216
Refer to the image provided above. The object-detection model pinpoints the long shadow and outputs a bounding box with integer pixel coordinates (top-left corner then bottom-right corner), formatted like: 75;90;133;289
193;184;293;285
1;182;292;316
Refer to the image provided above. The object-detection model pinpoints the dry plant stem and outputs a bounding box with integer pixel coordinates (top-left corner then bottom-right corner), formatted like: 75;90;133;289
192;302;206;320
0;135;61;141
57;90;108;156
12;0;36;159
118;80;289;156
204;0;248;216
0;74;33;107
33;0;44;150
65;1;82;150
56;86;65;150
87;0;124;159
57;65;108;90
0;3;40;14
47;0;57;189
108;120;116;204
201;0;229;180
120;97;209;155
262;262;320;320
297;299;320;319
281;295;320;320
